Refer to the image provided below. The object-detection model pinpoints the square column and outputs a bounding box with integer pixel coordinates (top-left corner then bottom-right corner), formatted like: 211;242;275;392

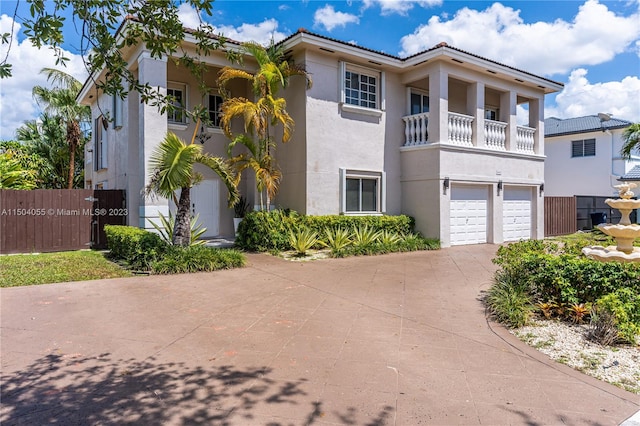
529;98;543;155
500;90;517;152
467;82;485;147
428;65;449;144
137;51;169;230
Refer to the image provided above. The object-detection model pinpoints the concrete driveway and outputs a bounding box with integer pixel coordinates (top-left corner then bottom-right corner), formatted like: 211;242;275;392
1;245;638;425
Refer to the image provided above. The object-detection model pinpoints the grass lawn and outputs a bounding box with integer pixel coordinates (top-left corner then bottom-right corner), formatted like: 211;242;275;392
0;250;131;287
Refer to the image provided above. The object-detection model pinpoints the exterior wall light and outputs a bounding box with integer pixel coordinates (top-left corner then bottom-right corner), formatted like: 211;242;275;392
497;180;503;196
540;183;544;196
443;177;450;193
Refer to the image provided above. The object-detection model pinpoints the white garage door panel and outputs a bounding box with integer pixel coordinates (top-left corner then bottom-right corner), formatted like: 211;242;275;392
450;186;488;245
503;187;532;242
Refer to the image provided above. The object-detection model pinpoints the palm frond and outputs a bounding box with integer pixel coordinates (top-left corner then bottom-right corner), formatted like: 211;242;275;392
196;154;241;207
146;132;200;199
621;123;640;160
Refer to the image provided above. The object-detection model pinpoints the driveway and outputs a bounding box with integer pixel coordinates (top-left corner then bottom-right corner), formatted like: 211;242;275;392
1;245;638;425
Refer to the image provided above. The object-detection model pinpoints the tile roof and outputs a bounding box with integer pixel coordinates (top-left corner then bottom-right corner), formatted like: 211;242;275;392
545;115;632;137
620;165;640;180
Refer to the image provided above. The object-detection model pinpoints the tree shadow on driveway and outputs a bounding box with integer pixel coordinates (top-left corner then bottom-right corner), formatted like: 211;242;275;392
1;353;394;425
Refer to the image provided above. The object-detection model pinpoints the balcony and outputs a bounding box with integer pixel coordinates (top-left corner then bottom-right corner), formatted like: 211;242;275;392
402;112;537;154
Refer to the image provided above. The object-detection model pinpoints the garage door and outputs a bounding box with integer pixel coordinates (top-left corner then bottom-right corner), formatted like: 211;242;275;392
503;187;532;242
450;185;488;245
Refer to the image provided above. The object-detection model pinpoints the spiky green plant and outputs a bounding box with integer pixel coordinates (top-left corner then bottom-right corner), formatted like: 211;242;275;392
149;211;208;246
288;228;318;257
352;225;381;246
321;227;352;251
379;230;402;246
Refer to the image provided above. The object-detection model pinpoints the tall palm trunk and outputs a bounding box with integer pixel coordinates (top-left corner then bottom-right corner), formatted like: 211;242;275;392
173;186;192;246
66;120;81;189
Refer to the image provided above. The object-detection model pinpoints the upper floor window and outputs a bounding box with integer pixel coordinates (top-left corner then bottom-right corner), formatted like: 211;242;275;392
113;95;123;129
410;92;429;115
572;139;596;157
485;108;499;121
167;83;187;124
208;93;223;127
339;62;384;115
95;116;107;170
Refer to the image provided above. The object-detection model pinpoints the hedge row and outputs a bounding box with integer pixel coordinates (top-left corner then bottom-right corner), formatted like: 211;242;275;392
235;210;418;252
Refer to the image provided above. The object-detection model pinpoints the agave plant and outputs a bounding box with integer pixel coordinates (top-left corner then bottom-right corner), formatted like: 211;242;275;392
288;227;318;257
379;230;402;246
321;227;352;251
352;225;381;246
149;211;208;246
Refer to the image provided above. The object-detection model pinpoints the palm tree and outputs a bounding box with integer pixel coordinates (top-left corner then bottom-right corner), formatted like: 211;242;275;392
145;128;239;246
621;123;640;160
0;153;36;189
16;114;75;188
32;68;90;189
218;41;311;210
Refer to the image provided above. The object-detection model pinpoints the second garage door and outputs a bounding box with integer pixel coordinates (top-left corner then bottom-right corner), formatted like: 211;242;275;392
450;185;489;245
503;187;532;242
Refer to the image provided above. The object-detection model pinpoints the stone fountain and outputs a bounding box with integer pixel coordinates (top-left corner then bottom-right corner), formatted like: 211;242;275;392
582;182;640;263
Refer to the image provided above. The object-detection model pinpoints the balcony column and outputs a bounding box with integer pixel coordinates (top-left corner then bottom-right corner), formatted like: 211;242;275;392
137;51;169;230
428;65;449;144
500;90;517;151
529;98;543;155
467;82;484;147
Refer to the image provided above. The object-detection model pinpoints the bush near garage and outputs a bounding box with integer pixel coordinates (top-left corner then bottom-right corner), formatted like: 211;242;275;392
235;209;439;256
486;236;640;344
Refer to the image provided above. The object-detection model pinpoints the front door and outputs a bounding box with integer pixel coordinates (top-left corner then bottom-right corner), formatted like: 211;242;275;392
191;179;219;238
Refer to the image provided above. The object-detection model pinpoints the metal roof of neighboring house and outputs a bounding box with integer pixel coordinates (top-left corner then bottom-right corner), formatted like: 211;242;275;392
544;115;632;137
620;165;640;181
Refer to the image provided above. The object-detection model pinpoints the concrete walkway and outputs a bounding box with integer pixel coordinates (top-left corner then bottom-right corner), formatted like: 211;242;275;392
1;245;638;425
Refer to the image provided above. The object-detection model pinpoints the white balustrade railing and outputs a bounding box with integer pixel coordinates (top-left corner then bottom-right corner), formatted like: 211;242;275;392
448;112;474;146
484;119;507;150
402;112;429;146
516;125;536;153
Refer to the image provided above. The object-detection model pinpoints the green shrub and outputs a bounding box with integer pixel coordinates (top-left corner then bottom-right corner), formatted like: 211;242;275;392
488;238;640;344
593;288;640;344
321;228;352;252
151;246;246;274
289;228;318;257
486;270;534;328
148;211;208;246
104;225;168;271
236;210;417;252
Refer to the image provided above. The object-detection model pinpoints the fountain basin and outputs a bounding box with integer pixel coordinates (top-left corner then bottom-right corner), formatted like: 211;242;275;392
604;199;640;226
597;224;640;254
582;245;640;263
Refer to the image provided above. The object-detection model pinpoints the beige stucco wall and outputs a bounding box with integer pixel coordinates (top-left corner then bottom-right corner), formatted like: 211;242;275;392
545;129;640;197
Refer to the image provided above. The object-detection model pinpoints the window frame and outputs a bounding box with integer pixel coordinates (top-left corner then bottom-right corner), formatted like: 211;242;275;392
571;138;596;158
113;94;123;129
339;168;386;215
339;61;384;117
484;107;499;121
409;89;429;115
207;92;224;130
167;82;188;126
94;116;107;171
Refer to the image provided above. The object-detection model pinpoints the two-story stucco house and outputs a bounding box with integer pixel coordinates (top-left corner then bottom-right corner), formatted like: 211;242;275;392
80;25;563;247
544;114;637;198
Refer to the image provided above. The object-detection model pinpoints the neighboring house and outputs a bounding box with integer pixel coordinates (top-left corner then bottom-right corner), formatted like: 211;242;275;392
80;24;563;247
544;115;638;197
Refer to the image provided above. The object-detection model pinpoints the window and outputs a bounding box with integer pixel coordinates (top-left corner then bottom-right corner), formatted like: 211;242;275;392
113;95;123;128
167;84;186;124
208;93;223;127
340;61;384;113
572;139;596;157
95;116;107;170
485;108;499;121
410;92;429;115
340;169;385;214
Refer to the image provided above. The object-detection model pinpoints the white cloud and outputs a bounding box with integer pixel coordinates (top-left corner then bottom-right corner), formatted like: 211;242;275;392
362;0;442;16
177;3;201;29
313;5;359;31
213;19;287;44
546;69;640;122
0;15;87;141
399;0;640;76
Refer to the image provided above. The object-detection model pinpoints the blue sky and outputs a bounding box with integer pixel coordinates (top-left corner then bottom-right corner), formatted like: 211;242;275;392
1;0;638;140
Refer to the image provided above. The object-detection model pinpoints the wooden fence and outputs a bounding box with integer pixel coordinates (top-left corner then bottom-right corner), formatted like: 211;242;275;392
0;189;126;254
544;196;577;237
